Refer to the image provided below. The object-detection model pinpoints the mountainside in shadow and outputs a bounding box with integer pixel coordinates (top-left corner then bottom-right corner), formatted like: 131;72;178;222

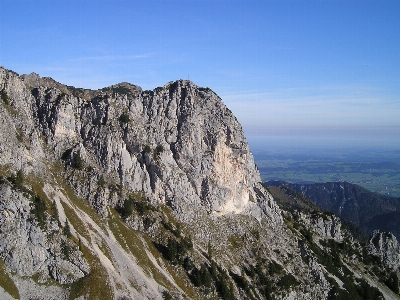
266;180;400;240
1;66;399;299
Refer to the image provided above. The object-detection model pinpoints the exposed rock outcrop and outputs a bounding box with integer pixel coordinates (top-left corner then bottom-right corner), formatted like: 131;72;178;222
0;182;89;284
299;212;343;242
368;230;400;271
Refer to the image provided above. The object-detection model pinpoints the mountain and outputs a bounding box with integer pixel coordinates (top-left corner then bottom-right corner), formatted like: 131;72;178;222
265;181;400;240
264;184;323;214
0;66;399;299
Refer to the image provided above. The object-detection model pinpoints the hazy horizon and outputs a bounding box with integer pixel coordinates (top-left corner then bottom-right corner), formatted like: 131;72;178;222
246;133;400;153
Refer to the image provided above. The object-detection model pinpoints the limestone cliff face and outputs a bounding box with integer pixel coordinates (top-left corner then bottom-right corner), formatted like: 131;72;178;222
0;183;90;285
368;230;400;271
299;212;343;242
1;67;280;222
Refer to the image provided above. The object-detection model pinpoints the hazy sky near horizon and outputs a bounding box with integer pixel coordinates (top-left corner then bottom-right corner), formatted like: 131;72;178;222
1;0;399;148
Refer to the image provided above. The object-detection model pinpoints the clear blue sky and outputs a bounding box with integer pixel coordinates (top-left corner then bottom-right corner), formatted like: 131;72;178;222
1;0;399;149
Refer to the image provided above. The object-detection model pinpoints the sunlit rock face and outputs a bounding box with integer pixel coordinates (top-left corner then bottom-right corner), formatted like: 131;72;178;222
368;230;400;271
2;68;280;221
299;212;343;242
0;184;90;285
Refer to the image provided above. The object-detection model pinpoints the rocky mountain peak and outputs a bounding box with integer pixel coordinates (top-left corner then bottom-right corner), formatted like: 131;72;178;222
1;66;398;300
1;66;280;220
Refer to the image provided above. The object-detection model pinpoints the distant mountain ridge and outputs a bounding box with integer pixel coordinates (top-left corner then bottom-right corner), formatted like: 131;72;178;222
266;180;400;240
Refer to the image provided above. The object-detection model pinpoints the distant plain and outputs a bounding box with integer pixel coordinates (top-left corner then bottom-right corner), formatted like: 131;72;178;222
248;136;400;197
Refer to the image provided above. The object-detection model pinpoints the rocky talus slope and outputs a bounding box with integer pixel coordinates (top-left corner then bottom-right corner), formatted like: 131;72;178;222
0;66;399;299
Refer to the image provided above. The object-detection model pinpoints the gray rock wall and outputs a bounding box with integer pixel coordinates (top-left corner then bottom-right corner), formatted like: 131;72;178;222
299;212;343;241
1;67;281;223
0;183;89;284
368;230;400;271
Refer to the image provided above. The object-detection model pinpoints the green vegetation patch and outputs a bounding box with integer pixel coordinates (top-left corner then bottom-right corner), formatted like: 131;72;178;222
107;208;192;295
119;112;130;124
0;260;20;299
143;145;151;154
385;271;399;294
7;170;58;230
31;194;47;229
69;249;112;300
267;185;322;214
228;234;245;249
300;232;384;299
55;175;107;232
72;151;84;170
117;191;154;219
152;145;164;161
1;89;10;105
277;273;299;290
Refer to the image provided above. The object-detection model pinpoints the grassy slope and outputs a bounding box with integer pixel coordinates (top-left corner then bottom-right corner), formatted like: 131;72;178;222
0;260;20;299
